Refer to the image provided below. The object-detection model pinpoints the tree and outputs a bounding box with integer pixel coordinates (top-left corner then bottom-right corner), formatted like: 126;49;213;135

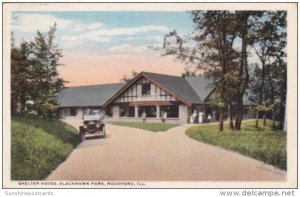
120;71;138;83
152;11;286;131
250;56;286;129
181;67;197;77
230;11;268;130
250;11;287;127
11;24;66;118
267;12;287;130
157;11;240;131
11;33;32;115
275;58;287;130
233;11;251;130
28;24;66;118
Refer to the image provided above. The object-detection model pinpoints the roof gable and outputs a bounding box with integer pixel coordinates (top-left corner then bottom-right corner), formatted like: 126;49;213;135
185;76;215;101
114;76;177;103
142;72;203;104
103;72;213;107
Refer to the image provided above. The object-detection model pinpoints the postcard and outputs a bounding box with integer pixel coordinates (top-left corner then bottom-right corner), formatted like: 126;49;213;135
2;2;297;189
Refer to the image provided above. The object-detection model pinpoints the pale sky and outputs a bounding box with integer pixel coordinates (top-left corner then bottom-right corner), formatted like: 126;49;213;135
11;11;195;86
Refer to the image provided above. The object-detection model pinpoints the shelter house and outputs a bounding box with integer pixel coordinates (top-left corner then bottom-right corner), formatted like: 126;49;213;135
57;72;256;124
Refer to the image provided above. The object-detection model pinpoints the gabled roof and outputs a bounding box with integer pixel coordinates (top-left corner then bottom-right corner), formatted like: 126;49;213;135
57;83;125;107
185;76;215;102
103;72;215;107
57;71;256;108
142;72;203;104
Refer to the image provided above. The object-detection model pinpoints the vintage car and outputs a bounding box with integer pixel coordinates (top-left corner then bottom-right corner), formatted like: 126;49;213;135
79;113;106;140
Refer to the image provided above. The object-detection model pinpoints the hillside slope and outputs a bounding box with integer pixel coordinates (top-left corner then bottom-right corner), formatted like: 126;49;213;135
11;115;81;180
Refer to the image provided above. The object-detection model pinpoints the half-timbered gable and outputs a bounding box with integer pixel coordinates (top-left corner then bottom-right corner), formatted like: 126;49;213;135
115;77;176;103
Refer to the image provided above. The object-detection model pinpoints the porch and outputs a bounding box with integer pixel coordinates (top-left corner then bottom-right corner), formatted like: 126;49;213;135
106;102;189;124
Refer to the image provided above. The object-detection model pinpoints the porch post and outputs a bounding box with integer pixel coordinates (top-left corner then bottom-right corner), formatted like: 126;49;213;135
156;105;160;118
112;106;120;118
135;106;138;118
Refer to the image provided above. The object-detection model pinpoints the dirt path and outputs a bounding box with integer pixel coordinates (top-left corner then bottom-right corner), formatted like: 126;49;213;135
47;120;286;181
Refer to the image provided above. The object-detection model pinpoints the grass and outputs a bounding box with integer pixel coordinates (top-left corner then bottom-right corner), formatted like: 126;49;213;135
186;120;287;170
11;114;81;180
109;121;178;132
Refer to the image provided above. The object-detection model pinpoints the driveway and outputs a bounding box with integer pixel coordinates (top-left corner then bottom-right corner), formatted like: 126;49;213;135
47;119;286;181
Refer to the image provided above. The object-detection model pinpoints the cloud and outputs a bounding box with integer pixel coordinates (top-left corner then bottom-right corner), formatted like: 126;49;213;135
12;13;77;33
61;33;110;43
61;35;78;42
12;13;168;36
11;13;104;33
86;23;104;30
81;25;169;38
151;35;164;42
61;25;169;43
76;25;169;43
78;31;110;42
108;44;153;55
11;12;171;58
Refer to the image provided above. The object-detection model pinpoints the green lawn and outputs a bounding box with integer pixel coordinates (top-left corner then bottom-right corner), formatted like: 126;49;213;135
11;114;81;180
109;121;178;132
186;120;286;170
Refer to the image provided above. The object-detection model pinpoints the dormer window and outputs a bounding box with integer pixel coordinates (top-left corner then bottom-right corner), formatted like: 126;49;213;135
142;83;151;96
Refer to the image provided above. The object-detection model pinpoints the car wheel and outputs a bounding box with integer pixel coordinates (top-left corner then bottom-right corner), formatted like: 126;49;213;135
80;135;84;141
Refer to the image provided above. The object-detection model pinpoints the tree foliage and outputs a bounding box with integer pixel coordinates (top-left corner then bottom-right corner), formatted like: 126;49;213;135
11;24;66;118
153;10;287;131
250;11;287;129
11;33;32;114
120;71;139;83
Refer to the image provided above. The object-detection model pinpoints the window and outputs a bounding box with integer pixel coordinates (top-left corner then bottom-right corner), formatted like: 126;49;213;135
142;83;151;96
160;105;179;118
119;106;126;117
138;106;156;117
105;107;113;116
128;107;135;117
120;106;135;117
70;108;76;116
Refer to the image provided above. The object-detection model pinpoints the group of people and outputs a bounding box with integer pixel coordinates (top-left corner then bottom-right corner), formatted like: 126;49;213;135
141;109;212;124
190;110;211;124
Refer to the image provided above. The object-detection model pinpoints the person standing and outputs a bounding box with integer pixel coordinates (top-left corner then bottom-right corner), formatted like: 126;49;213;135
161;111;166;123
163;111;167;123
207;114;212;123
198;111;204;123
142;111;147;123
190;114;194;123
190;110;197;123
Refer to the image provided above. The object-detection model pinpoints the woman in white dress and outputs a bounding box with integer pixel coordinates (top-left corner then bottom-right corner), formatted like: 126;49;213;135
190;110;197;123
163;111;167;123
198;111;204;123
190;114;194;123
